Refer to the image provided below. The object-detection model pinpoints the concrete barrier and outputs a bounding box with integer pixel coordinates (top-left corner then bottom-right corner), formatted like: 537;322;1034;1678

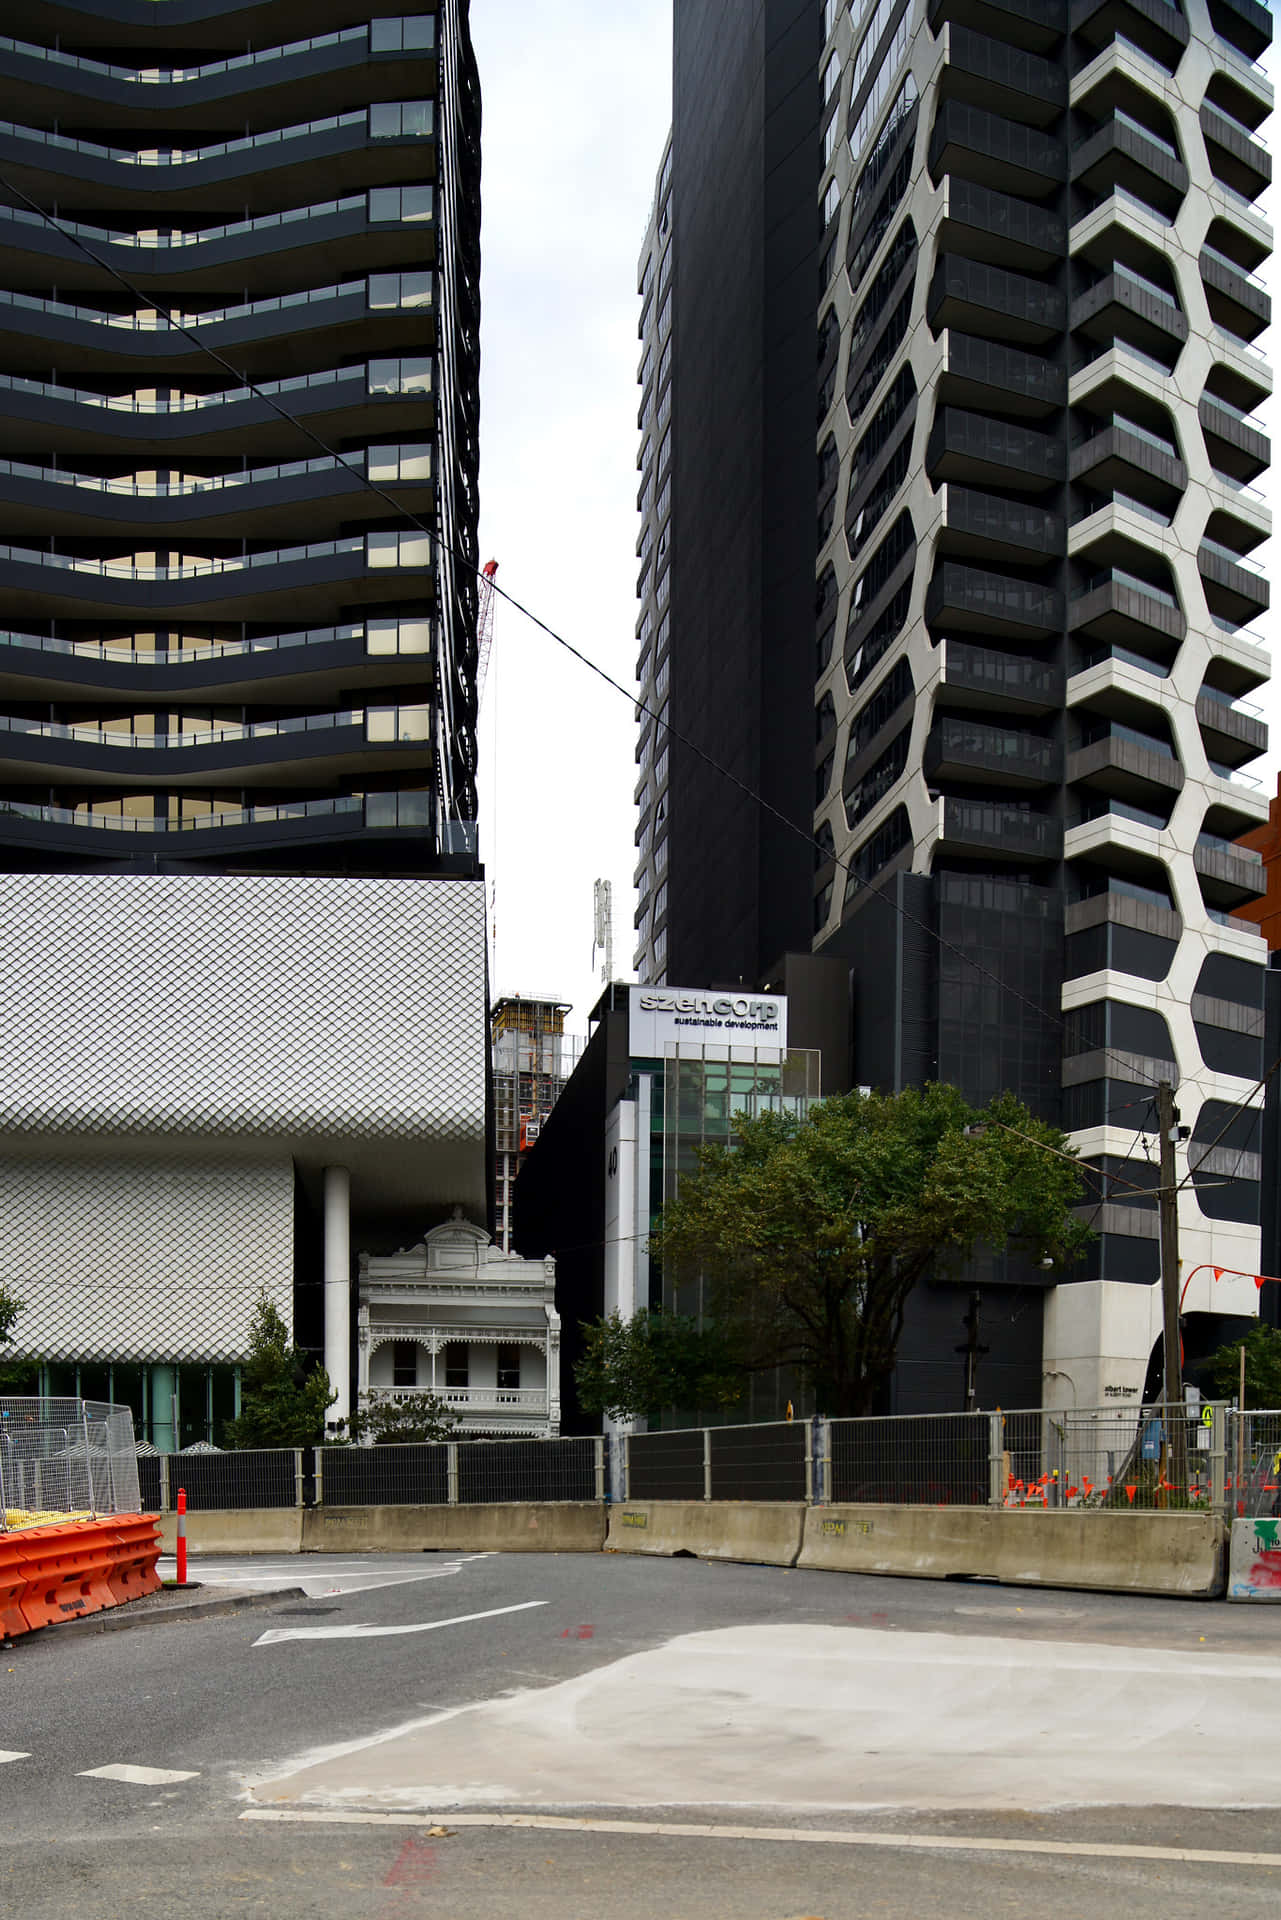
156;1508;303;1555
604;1501;805;1567
798;1505;1224;1598
302;1504;606;1554
1228;1516;1281;1600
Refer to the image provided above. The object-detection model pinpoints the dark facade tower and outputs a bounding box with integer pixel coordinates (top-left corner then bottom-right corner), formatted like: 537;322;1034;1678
815;0;1273;1406
640;0;820;989
0;0;480;876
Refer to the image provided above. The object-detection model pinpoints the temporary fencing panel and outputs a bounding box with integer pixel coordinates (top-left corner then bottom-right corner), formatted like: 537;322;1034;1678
318;1441;449;1507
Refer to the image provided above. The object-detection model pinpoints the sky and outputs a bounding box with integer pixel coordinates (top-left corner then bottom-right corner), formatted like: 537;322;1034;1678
472;1;673;1035
471;7;1279;1039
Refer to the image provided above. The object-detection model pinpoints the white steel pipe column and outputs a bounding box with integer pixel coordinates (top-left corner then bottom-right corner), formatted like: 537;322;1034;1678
323;1165;352;1431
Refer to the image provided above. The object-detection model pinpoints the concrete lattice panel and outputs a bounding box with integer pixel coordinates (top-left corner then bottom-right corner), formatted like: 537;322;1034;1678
0;873;488;1211
0;1157;294;1362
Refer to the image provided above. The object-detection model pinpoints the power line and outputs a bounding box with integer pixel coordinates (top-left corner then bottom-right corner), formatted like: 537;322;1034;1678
0;171;1256;1118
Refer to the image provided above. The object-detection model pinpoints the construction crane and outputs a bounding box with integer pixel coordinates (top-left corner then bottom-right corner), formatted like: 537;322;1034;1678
476;558;499;706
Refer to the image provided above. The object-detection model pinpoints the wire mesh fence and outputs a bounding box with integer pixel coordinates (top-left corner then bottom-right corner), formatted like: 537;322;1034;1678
996;1405;1219;1510
169;1448;301;1511
828;1412;991;1506
1230;1411;1281;1520
0;1396;140;1526
316;1436;601;1505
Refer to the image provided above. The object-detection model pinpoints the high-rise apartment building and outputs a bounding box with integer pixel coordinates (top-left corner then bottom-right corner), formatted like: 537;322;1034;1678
0;0;480;867
0;1;488;1445
647;0;1274;1409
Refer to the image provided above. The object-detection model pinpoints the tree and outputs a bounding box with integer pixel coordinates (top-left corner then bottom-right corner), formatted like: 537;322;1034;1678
343;1393;456;1445
651;1084;1092;1418
575;1308;743;1422
0;1285;38;1393
1207;1324;1281;1408
225;1296;336;1448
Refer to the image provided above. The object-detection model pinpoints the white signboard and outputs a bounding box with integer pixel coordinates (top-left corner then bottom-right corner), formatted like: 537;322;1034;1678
628;985;788;1054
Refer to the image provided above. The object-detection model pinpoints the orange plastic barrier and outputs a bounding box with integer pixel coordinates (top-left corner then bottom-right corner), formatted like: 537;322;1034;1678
0;1534;29;1640
16;1516;125;1630
108;1515;162;1606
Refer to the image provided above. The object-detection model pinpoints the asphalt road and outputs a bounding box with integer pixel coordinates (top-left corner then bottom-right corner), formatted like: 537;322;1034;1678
6;1550;1281;1919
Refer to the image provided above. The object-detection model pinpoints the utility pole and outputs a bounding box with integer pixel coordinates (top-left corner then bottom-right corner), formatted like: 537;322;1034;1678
957;1290;987;1414
1157;1079;1186;1493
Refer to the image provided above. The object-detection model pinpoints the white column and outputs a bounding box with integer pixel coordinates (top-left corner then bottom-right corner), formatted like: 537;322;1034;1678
324;1165;352;1431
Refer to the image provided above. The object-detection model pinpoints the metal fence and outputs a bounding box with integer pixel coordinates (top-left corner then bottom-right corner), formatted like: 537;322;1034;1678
110;1405;1281;1516
0;1396;140;1527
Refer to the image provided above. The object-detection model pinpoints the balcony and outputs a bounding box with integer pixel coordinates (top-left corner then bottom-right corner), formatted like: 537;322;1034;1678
927;563;1064;639
936;26;1067;126
927;410;1064;491
928;254;1064;345
937;639;1064;716
364;1385;550;1418
0;22;437;132
928;100;1066;197
1196;688;1269;765
1069;572;1185;650
1208;0;1272;63
1069;421;1186;501
938;178;1066;270
1200;393;1270;482
1201;102;1271;201
1198;537;1270;625
1071;0;1189;66
1194;835;1265;909
1066;727;1184;805
928;0;1066;55
938;330;1065;417
1200;244;1271;341
0;790;446;864
938;486;1063;565
1070;267;1188;359
924;717;1060;788
1071;112;1189;217
939;796;1062;861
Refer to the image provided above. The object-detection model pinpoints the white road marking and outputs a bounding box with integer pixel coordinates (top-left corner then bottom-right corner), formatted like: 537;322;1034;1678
239;1808;1281;1870
80;1764;201;1786
158;1554;495;1598
0;1750;30;1764
253;1599;547;1647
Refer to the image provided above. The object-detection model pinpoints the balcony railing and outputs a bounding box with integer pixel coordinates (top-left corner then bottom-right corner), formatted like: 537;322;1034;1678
4;190;432;252
365;1386;549;1413
0;705;428;752
0;619;431;665
0;19;435;87
0;107;434;170
0;274;432;338
0;792;434;837
0;531;430;579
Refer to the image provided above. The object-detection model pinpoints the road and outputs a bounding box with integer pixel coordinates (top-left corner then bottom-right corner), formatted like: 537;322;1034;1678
6;1549;1281;1918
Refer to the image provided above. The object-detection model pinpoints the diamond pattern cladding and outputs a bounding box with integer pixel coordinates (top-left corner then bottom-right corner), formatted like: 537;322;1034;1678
0;1157;294;1362
0;874;487;1145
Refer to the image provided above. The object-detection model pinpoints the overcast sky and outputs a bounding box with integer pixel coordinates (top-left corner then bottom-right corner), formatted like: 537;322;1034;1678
472;8;1279;1039
472;1;672;1035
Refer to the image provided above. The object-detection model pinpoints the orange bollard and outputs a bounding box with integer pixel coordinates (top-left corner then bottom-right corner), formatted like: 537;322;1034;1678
176;1488;187;1587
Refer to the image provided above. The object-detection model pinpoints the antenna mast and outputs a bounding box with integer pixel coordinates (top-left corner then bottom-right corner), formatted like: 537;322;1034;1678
592;879;613;986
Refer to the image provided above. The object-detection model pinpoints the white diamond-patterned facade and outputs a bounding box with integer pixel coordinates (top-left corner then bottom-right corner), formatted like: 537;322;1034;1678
358;1216;561;1437
0;873;489;1415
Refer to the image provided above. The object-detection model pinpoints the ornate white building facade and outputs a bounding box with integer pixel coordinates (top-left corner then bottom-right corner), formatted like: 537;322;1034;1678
357;1214;561;1437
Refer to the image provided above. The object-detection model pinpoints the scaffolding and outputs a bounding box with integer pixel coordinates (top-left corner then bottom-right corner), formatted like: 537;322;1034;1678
490;995;584;1251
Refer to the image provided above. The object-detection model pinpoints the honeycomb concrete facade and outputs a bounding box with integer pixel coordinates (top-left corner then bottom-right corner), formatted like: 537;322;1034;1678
815;0;1273;1405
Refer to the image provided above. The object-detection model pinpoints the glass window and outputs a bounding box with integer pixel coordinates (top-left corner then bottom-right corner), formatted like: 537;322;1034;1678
822;176;840;227
367;530;431;567
444;1343;469;1388
392;1340;418;1387
370;101;433;139
823;52;840;104
370;16;436;53
367;616;430;654
368;185;434;224
368;356;433;395
496;1345;521;1391
368;271;433;309
368;442;432;481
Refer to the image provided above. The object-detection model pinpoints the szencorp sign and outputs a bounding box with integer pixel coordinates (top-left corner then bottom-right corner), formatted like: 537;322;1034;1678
629;986;788;1052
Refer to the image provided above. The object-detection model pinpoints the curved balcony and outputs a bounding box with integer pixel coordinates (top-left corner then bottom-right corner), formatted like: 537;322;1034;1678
1070;264;1188;360
0;704;430;786
1066;724;1184;807
937;486;1063;565
926;562;1064;639
937;329;1065;418
927;254;1064;346
924;717;1060;789
0;275;433;379
927;411;1064;491
1200;392;1270;483
1069;569;1185;651
928;99;1066;197
0;362;431;459
0;21;436;131
0;619;432;706
0;448;433;542
0;190;435;296
1070;110;1188;217
1196;686;1268;767
0;789;447;865
1201;243;1271;342
1201;101;1271;203
0;531;433;624
936;639;1064;717
1194;833;1265;909
937;796;1062;861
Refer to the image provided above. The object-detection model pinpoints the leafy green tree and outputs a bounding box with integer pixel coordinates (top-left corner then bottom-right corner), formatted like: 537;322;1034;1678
575;1308;744;1422
651;1084;1092;1418
1207;1324;1281;1408
343;1393;456;1445
0;1285;39;1392
225;1296;336;1448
